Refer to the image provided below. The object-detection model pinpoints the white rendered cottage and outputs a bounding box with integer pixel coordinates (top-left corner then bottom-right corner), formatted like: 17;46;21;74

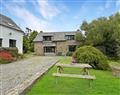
0;14;23;54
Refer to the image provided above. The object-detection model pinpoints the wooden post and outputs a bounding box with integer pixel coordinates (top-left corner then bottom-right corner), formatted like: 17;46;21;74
57;66;63;73
57;66;59;73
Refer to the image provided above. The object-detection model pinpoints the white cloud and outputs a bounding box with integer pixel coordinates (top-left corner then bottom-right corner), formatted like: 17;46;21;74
36;0;60;20
3;0;69;32
5;4;51;31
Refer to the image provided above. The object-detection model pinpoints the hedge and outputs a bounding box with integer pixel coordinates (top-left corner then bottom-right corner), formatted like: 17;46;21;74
0;47;18;57
0;47;18;64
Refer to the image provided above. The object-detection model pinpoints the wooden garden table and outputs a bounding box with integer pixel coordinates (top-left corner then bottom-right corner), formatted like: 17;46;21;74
56;63;92;75
53;63;96;87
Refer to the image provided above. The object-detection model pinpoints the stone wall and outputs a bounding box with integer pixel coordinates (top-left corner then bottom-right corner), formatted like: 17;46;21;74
34;42;44;55
56;41;67;55
34;40;79;56
66;40;79;46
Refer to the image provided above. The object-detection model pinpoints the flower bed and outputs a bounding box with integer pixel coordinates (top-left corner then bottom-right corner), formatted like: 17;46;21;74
0;47;18;64
0;47;18;57
0;51;16;64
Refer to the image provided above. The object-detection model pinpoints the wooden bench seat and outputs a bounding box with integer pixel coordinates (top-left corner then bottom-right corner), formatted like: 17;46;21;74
53;73;96;80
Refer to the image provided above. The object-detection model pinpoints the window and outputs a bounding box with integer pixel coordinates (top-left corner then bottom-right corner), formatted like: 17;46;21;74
68;45;76;52
9;39;16;47
44;47;55;53
0;38;2;47
43;36;52;41
65;35;75;40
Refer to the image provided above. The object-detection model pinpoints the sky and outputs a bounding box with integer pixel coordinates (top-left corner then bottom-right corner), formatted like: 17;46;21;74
0;0;120;32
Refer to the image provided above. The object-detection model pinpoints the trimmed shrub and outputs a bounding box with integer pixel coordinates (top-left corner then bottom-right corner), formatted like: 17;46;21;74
73;46;110;70
0;51;16;64
0;47;18;57
0;51;15;60
0;47;18;64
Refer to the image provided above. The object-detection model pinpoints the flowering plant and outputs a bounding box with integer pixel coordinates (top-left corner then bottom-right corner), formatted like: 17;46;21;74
0;51;16;61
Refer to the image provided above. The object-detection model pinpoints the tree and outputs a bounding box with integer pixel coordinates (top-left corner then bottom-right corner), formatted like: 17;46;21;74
79;12;120;58
29;31;38;52
80;21;89;35
75;32;85;46
23;29;38;53
23;36;29;53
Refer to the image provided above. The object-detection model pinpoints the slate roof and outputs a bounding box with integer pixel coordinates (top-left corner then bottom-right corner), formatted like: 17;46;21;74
34;31;78;41
0;14;23;32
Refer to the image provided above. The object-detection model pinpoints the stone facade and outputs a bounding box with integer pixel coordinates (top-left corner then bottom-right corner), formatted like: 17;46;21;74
34;42;44;55
34;41;79;56
34;31;80;56
56;41;67;55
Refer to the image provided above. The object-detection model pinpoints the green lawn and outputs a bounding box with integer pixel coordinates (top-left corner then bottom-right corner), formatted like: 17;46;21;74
26;57;120;95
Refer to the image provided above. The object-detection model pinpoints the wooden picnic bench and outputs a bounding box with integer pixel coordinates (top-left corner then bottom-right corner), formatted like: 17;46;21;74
53;63;96;87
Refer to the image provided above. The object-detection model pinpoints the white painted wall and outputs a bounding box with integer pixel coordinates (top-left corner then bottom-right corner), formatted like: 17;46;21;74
0;25;23;54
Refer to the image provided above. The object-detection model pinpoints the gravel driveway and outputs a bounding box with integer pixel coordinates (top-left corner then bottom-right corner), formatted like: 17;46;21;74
0;56;58;95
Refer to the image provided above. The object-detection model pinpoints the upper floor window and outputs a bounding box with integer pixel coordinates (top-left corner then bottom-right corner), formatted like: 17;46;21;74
43;36;52;41
65;35;75;40
9;39;16;47
0;38;2;47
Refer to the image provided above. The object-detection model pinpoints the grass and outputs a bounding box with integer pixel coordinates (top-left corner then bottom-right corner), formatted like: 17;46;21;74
26;56;120;95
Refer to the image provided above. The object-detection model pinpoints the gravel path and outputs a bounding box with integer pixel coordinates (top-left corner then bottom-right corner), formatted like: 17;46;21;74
0;56;58;95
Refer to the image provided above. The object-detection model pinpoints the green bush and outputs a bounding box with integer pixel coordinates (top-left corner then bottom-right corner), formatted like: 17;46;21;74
66;52;73;56
0;58;11;64
73;46;110;70
0;47;18;57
